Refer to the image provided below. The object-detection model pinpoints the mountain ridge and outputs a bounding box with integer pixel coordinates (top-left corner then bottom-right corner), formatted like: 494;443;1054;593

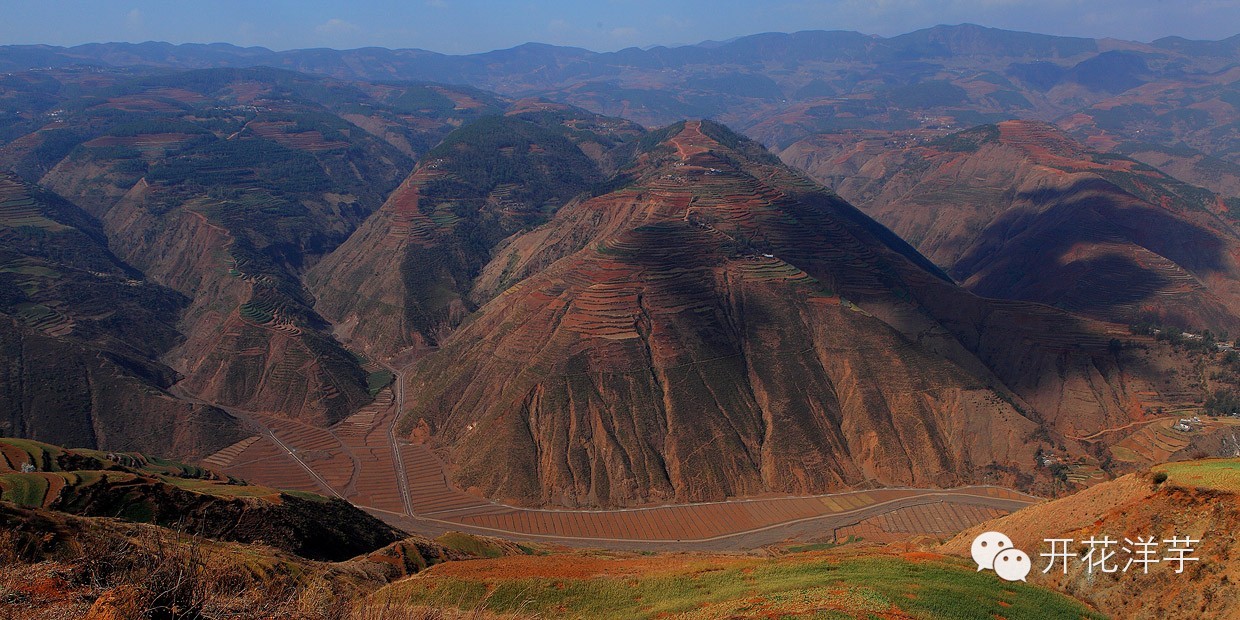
780;120;1240;332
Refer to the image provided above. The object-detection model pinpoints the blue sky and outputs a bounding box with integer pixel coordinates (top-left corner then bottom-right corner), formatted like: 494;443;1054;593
3;1;1237;53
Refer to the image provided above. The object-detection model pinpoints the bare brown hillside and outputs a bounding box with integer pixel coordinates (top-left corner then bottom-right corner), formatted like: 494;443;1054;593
781;120;1240;333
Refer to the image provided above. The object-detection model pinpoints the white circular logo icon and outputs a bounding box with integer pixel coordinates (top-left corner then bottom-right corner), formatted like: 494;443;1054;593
993;549;1032;582
970;531;1014;571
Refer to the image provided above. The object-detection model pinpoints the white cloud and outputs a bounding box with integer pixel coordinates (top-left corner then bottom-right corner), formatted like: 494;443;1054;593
315;18;360;35
656;15;688;31
609;26;639;41
125;8;143;32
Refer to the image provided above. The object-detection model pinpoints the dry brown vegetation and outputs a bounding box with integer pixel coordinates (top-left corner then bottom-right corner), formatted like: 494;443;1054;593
0;513;351;619
0;501;518;620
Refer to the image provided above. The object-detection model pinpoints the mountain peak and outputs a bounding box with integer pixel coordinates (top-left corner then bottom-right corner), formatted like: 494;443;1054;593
631;119;782;177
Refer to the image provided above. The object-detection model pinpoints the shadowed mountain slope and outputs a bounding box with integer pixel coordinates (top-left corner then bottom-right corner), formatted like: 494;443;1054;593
781;120;1240;332
0;67;508;427
308;103;643;359
0;173;241;457
393;121;1184;508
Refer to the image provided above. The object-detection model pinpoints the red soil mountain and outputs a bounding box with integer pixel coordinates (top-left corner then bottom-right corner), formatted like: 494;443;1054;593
781;120;1240;332
0;173;240;457
308;105;643;360
396;121;1187;508
0;68;505;429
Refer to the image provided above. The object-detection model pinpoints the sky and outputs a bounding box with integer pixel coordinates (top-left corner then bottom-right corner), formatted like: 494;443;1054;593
2;1;1238;54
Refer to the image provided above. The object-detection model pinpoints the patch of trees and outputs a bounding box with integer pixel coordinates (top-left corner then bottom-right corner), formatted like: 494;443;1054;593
1130;322;1232;354
389;85;456;114
147;137;330;194
105;119;211;137
423;116;602;210
625;120;685;159
14;128;89;180
699;120;782;165
1206;390;1240;416
1089;104;1156;131
882;80;968;108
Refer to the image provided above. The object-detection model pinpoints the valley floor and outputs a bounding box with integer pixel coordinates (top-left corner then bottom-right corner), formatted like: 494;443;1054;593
195;364;1036;551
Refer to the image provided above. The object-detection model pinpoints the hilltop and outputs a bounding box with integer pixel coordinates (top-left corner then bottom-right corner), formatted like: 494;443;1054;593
0;437;404;560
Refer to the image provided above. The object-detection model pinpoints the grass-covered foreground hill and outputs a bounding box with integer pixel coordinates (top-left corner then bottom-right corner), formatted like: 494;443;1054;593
362;547;1104;619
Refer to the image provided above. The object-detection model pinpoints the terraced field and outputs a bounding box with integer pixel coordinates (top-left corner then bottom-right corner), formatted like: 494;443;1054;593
997;120;1137;173
1154;458;1240;492
1110;416;1240;465
82;133;197;153
0;174;62;230
247;120;351;152
834;502;1008;543
1063;462;1108;485
12;301;74;336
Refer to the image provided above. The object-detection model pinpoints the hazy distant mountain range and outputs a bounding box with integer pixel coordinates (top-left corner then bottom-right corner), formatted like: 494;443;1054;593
6;24;1239;167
